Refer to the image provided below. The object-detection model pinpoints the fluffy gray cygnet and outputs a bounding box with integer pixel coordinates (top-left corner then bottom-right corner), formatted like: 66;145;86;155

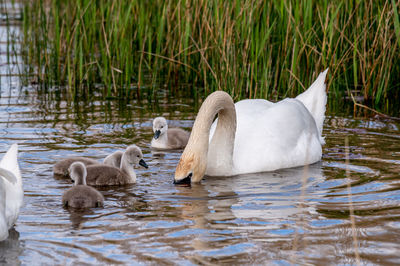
62;162;104;208
151;117;190;150
54;151;124;178
84;145;148;186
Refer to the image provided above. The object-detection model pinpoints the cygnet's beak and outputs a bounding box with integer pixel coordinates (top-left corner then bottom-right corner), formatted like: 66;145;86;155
139;159;149;168
154;130;161;139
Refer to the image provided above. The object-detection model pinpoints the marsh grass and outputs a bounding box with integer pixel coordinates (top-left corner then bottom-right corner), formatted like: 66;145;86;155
20;0;400;112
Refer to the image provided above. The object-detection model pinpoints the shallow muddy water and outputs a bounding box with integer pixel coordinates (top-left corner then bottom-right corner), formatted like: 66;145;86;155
0;84;399;265
1;6;400;266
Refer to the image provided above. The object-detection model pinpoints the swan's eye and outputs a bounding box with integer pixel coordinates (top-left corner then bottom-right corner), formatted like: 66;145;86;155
161;126;164;128
137;155;140;158
187;173;192;178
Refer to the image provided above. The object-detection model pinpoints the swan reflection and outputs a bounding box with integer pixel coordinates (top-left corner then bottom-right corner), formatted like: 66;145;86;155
174;162;326;242
0;228;22;264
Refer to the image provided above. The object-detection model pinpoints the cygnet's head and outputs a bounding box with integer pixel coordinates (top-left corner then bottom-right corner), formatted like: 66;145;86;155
124;145;148;168
68;162;87;185
152;117;168;139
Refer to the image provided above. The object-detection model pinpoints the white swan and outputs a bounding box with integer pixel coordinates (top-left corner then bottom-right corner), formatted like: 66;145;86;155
174;69;328;183
151;117;190;150
0;144;23;240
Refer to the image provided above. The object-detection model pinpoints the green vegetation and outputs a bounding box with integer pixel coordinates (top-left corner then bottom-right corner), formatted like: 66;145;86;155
21;0;400;112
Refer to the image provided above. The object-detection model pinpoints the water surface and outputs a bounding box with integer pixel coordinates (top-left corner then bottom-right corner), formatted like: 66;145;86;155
0;84;397;265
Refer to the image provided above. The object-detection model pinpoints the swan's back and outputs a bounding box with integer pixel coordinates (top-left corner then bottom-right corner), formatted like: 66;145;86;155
209;99;274;142
103;151;123;167
85;165;130;186
53;157;99;177
166;128;190;149
295;69;328;140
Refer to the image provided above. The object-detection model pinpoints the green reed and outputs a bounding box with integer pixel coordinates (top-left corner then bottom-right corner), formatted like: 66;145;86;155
21;0;400;112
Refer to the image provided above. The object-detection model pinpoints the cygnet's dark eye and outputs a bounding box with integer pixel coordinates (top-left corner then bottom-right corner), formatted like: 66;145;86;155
161;126;164;128
187;173;192;178
137;155;140;158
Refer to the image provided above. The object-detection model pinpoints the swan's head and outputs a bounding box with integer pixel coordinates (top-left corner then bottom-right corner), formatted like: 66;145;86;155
174;149;207;184
69;162;87;185
152;117;168;140
124;145;148;168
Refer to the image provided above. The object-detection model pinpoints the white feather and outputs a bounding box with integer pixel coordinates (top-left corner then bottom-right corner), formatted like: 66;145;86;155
296;68;328;143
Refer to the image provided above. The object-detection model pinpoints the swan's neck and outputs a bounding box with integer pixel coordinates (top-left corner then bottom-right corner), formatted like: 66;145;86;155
120;154;136;182
75;176;86;185
73;166;87;185
181;91;236;180
158;131;169;143
206;104;237;175
151;130;169;149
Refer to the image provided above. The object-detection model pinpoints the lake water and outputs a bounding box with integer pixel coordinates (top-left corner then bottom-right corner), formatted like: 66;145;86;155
1;5;400;266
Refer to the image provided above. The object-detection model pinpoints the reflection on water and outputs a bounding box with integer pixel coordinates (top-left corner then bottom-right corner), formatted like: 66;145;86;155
1;5;400;265
0;228;22;265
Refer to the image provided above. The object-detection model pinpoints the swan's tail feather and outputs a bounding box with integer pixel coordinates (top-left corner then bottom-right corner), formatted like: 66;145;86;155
0;169;17;184
296;69;328;142
0;144;20;182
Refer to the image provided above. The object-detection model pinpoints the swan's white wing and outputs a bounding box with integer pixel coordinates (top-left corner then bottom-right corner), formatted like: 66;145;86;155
232;98;321;175
0;169;17;184
0;144;23;228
